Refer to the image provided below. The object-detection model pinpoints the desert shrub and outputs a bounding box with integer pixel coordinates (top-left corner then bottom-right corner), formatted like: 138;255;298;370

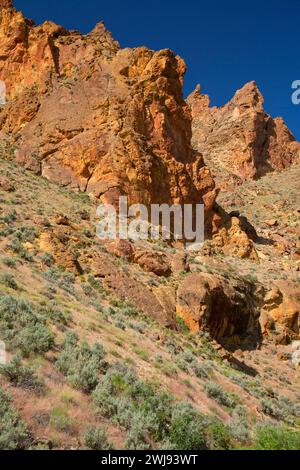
41;252;54;267
168;402;208;450
205;420;232;450
82;282;93;296
15;225;37;243
0;355;45;394
83;426;113;450
132;346;149;361
179;349;195;364
164;338;178;355
0;388;31;450
60;273;76;295
83;228;93;238
0;227;15;237
92;363;233;450
0;294;54;356
2;257;17;268
260;398;294;424
1;272;18;290
49;406;74;434
278;396;300;420
205;382;236;408
168;401;231;450
228;406;250;443
87;275;101;289
115;317;126;330
191;360;211;379
254;424;300;450
124;412;152;450
43;268;76;295
9;237;33;261
41;302;70;326
158;361;178;377
174;356;189;373
128;321;146;334
56;332;107;393
3;209;17;224
92;363;172;445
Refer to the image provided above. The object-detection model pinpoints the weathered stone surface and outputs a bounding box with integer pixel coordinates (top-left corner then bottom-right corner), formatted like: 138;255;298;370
0;2;216;234
133;247;171;277
176;272;260;343
212;217;259;260
261;281;300;337
188;82;300;184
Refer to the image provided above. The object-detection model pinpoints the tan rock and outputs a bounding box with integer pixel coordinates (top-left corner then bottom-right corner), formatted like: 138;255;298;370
0;176;15;192
0;2;217;235
261;280;300;336
176;272;260;342
211;217;258;260
188;82;300;185
171;251;189;273
133;247;171;277
105;239;134;262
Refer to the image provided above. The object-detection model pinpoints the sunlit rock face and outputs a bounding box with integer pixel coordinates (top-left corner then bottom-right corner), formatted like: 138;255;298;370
188;81;300;185
0;1;216;234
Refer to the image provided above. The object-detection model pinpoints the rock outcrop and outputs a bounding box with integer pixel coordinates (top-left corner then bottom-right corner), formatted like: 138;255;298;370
176;272;261;344
0;1;217;233
260;280;300;339
188;82;300;185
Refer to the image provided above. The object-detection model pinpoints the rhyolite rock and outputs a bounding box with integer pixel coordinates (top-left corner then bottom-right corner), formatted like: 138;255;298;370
187;81;300;186
0;1;217;235
176;272;261;344
260;280;300;338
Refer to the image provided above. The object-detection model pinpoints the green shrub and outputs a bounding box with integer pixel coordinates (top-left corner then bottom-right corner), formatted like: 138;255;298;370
1;272;18;290
3;209;17;224
15;225;37;243
255;424;300;450
82;283;93;296
2;257;17;268
168;402;208;450
168;401;231;450
56;332;107;392
115;318;126;330
9;238;33;261
0;355;45;394
0;388;31;450
0;294;54;356
83;426;113;450
92;363;171;446
49;406;74;434
191;361;210;379
228;407;250;444
205;382;236;408
260;398;294;423
41;252;54;267
41;302;70;326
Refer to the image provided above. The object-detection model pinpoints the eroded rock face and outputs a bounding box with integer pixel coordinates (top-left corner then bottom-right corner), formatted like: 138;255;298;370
188;82;300;184
260;281;300;338
0;2;216;233
176;272;260;344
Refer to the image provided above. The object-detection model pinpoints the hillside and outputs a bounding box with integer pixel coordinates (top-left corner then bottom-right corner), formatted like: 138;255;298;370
0;157;299;450
0;0;299;451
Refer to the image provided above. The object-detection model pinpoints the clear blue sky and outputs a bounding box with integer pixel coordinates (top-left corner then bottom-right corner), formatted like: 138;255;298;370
14;0;299;139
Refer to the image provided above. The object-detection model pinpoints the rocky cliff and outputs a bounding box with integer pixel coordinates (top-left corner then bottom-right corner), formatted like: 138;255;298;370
188;81;300;186
0;0;216;232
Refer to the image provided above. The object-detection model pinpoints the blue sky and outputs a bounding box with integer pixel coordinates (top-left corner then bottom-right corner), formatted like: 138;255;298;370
14;0;299;138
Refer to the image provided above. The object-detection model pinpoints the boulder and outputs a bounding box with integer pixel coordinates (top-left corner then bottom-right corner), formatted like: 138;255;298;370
176;272;260;343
